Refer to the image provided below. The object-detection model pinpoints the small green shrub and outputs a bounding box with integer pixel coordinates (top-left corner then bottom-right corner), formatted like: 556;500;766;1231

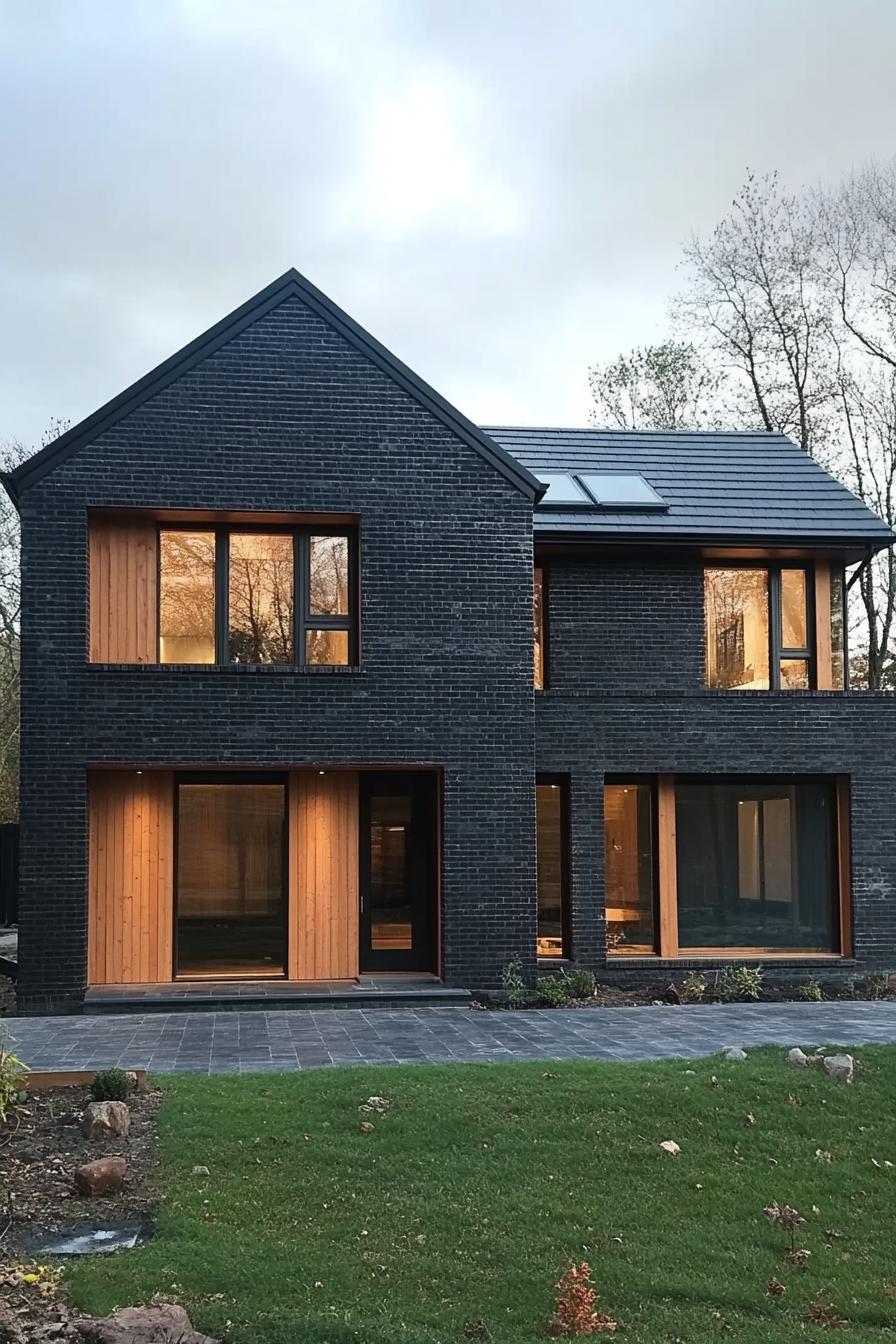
718;964;764;1002
500;957;528;1009
90;1067;132;1103
799;978;824;1002
561;966;596;1000
535;976;571;1007
0;1032;28;1123
680;970;708;1003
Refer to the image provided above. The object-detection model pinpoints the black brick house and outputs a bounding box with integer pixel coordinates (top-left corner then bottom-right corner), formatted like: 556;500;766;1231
6;270;896;1014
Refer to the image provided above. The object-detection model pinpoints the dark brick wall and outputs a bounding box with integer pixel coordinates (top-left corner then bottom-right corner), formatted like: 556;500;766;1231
17;293;537;1011
537;554;896;978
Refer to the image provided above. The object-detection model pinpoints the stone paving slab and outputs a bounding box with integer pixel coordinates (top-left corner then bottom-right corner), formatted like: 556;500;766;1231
6;1001;896;1074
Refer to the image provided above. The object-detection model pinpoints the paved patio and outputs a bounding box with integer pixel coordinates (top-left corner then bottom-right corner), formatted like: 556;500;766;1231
6;1001;896;1074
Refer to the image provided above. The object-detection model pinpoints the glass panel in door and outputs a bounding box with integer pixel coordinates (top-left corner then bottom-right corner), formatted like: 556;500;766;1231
370;796;413;953
176;781;286;977
360;774;435;972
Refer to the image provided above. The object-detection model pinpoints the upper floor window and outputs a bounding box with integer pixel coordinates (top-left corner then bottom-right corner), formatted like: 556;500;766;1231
88;512;357;667
534;565;546;689
704;562;845;691
159;526;356;666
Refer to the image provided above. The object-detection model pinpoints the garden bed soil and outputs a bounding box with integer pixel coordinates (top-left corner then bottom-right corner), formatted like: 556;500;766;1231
0;1081;161;1259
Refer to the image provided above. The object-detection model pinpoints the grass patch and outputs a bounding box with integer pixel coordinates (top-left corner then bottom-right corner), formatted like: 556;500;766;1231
66;1049;896;1343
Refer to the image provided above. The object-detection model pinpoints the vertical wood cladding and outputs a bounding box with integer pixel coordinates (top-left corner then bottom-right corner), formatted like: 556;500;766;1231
289;770;359;980
88;771;173;985
89;517;158;663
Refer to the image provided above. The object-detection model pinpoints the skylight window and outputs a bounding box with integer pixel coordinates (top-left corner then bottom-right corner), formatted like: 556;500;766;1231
535;472;591;506
577;473;666;508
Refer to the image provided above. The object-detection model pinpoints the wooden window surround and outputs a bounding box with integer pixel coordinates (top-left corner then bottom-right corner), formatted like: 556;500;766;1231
605;774;852;960
704;559;846;691
534;565;547;690
89;512;359;667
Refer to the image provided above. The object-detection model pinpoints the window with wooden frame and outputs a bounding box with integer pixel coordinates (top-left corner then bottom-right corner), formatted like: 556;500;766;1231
157;525;357;667
536;775;569;958
605;775;851;958
704;562;846;691
534;565;546;689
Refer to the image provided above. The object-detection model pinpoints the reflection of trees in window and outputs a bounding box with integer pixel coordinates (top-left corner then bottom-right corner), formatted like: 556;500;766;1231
228;534;294;664
705;568;769;689
309;535;348;615
534;567;544;689
159;531;216;664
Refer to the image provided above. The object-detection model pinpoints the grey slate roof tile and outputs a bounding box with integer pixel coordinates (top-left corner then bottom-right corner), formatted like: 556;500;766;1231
484;426;895;546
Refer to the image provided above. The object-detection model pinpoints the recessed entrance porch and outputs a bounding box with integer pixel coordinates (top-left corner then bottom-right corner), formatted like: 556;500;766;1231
87;767;440;992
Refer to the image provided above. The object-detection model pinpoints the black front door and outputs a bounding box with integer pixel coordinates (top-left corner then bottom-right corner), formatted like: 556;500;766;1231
359;772;436;973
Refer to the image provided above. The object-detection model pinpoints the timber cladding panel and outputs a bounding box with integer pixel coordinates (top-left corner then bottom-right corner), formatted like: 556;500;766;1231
89;517;158;663
289;770;359;980
88;771;174;985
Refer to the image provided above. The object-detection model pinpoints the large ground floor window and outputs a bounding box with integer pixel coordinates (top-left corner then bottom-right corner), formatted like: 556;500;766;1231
536;777;569;957
605;775;849;958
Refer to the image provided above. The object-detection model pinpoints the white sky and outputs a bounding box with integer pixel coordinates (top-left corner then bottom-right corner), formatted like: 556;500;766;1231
3;0;896;447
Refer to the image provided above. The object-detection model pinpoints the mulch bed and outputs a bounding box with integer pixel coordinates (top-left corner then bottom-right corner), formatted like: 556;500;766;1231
0;1082;162;1341
0;1083;161;1254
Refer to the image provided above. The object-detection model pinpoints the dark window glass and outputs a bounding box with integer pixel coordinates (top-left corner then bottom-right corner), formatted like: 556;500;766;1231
159;530;216;664
370;795;413;951
675;780;836;952
534;566;545;689
229;533;294;664
176;782;286;977
605;783;656;954
536;781;567;957
309;535;349;615
705;569;770;689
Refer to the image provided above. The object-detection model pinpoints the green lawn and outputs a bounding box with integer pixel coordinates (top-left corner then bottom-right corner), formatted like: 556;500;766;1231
67;1049;896;1343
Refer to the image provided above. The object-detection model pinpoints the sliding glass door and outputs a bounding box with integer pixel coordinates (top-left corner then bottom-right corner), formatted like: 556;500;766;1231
175;777;287;978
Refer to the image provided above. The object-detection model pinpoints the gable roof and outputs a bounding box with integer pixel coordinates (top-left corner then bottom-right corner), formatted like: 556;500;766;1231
486;425;896;551
4;268;541;505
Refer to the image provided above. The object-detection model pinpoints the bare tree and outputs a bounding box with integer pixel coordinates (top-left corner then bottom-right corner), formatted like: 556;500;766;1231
590;164;896;687
0;420;70;819
675;171;833;455
588;340;724;431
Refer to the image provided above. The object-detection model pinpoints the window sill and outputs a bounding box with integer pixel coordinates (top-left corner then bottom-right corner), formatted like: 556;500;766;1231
607;953;851;965
86;662;364;676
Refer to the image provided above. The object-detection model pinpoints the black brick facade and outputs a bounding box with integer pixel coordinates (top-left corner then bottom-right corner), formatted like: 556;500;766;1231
14;291;896;1012
537;554;896;979
16;293;537;1011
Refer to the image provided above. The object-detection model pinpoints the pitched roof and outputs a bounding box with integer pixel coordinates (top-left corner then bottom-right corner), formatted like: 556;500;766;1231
4;269;541;504
485;425;896;550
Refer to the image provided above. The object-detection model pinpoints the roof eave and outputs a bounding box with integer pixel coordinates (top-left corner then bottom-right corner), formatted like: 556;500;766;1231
533;527;896;561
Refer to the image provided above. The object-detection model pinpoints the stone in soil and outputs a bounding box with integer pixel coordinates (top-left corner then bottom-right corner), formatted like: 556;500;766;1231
74;1156;128;1197
82;1100;131;1139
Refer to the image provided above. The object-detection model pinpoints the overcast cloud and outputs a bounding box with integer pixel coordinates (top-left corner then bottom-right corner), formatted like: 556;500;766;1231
3;0;896;447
